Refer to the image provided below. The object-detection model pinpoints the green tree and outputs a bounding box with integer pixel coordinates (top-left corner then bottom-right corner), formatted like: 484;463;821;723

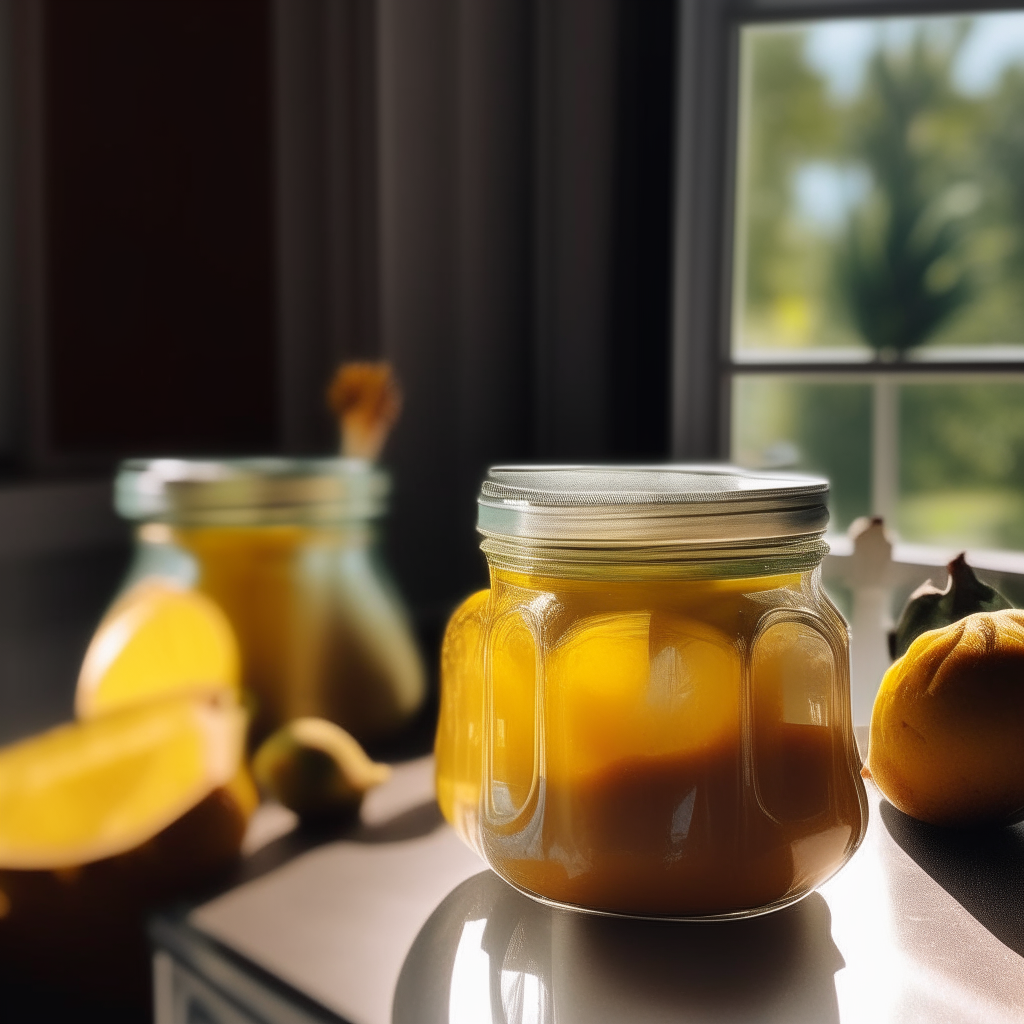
836;29;979;357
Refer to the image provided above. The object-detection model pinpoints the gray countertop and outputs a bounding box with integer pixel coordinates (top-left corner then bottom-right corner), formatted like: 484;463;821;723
156;746;1024;1024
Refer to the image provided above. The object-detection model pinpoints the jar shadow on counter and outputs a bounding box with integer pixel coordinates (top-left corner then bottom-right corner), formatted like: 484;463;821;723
880;801;1024;957
392;870;843;1024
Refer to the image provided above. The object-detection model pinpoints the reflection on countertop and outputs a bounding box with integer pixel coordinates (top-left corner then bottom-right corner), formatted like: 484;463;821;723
394;870;843;1024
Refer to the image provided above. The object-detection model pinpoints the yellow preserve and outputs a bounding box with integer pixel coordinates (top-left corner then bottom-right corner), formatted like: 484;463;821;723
435;466;867;919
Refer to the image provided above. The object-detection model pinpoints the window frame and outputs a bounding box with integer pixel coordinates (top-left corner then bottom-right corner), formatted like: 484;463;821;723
670;0;1024;473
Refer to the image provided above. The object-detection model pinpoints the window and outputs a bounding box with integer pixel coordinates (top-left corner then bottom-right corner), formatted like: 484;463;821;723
727;11;1024;551
672;3;1024;557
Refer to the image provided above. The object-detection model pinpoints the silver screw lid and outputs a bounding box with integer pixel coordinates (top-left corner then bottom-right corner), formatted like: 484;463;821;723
477;464;829;547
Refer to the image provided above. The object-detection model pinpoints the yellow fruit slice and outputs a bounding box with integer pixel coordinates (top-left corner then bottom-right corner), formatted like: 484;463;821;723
0;694;246;869
76;579;240;719
547;611;741;776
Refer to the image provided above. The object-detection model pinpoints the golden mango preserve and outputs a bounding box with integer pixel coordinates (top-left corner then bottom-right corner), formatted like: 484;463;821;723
435;465;867;919
114;458;425;745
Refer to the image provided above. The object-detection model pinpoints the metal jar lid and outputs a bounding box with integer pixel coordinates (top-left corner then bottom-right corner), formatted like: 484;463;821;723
477;465;831;577
478;465;829;545
115;458;389;526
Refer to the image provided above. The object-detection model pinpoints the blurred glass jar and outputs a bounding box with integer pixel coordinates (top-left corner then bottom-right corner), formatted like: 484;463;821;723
115;458;426;745
436;465;868;920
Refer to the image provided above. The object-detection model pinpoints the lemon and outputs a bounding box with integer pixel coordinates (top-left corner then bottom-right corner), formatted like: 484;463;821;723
253;717;390;822
0;693;248;868
76;579;240;718
0;693;255;1006
865;609;1024;827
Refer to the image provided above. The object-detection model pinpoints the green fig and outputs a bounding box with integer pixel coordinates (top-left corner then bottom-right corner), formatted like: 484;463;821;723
889;553;1014;660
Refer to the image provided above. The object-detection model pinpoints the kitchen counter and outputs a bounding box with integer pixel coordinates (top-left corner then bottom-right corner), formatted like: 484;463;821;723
152;746;1024;1024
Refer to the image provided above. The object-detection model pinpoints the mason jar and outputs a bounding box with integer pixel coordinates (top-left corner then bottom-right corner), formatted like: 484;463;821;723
435;465;867;920
114;458;426;745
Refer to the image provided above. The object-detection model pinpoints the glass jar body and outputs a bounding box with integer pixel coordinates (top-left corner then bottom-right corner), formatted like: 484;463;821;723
435;563;867;919
122;519;426;745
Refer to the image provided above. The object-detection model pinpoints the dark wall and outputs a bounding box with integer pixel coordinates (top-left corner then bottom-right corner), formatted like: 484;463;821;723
0;544;128;744
29;0;277;463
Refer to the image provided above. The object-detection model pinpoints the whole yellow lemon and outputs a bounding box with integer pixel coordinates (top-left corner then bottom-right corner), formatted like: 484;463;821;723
865;609;1024;827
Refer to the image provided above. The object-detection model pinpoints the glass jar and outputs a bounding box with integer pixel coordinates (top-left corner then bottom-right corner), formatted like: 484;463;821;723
114;458;426;745
435;465;867;920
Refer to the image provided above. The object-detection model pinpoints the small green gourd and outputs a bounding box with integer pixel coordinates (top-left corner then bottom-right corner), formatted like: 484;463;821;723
889;553;1014;660
252;717;391;824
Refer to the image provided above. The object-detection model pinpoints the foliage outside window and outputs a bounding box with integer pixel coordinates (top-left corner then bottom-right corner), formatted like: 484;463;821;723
731;14;1024;552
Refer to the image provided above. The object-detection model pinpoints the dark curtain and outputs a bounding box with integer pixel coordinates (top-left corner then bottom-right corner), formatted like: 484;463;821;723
275;0;676;616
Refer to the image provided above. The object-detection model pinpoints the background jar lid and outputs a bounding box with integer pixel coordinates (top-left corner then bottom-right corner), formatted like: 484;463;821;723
477;464;830;547
115;458;389;526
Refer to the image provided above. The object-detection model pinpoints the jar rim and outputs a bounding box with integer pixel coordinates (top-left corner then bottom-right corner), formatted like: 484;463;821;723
115;457;389;525
477;464;829;553
480;537;830;580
